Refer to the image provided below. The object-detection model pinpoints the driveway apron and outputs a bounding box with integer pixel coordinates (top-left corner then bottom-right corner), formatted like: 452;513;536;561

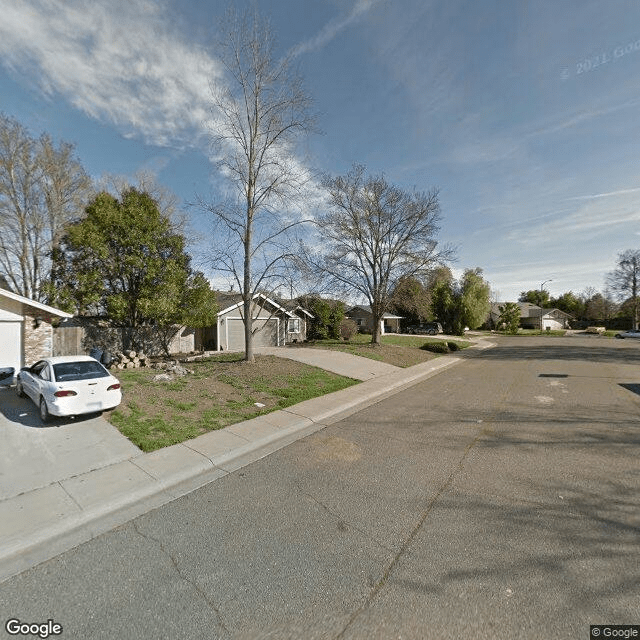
0;386;140;500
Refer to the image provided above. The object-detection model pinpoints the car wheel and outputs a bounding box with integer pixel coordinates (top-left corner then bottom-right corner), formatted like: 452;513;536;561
16;381;26;398
428;329;436;335
39;396;51;423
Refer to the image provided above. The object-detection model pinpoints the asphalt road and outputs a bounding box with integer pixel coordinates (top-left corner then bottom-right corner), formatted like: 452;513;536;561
1;336;639;639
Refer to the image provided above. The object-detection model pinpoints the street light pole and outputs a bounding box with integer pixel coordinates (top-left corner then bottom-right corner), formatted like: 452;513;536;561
539;279;552;331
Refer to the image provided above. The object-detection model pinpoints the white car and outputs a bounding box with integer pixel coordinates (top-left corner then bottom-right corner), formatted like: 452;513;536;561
16;355;122;422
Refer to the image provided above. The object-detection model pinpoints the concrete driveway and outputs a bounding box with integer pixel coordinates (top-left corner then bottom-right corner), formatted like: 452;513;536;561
0;386;140;500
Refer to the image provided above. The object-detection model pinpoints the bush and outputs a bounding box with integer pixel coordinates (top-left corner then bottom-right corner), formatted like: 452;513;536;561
420;342;449;353
446;341;460;351
340;318;358;341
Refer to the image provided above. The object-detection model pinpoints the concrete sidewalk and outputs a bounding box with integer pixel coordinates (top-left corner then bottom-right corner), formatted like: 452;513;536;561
0;341;493;583
254;346;400;380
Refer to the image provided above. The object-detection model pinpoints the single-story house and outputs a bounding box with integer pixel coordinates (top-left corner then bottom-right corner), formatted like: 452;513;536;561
204;292;311;351
275;299;313;343
0;287;73;380
517;303;573;330
487;302;572;330
345;305;403;335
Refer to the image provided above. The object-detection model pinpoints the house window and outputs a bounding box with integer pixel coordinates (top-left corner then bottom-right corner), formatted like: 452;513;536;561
288;318;301;333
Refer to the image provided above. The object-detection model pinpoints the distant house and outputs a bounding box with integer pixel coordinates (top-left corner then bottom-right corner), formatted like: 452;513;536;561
0;288;73;377
202;292;312;351
487;302;572;330
345;305;403;335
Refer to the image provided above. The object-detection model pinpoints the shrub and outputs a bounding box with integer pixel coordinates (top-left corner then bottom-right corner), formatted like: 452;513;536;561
420;342;449;353
446;341;460;351
340;318;358;341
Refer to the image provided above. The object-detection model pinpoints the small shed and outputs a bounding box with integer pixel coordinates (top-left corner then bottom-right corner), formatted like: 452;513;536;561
0;288;73;376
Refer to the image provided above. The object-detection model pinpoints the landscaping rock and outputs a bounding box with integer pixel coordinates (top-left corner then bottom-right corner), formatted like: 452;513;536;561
152;373;174;382
167;364;192;376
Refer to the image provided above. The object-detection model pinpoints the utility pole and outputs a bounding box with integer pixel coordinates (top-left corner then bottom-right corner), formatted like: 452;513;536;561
539;279;552;331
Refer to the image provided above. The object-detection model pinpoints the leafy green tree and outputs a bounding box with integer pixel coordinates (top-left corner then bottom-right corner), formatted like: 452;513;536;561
431;268;491;335
57;188;217;351
583;289;617;322
519;289;550;307
389;276;432;328
459;268;491;330
550;291;584;317
497;302;521;333
431;276;458;334
298;296;344;340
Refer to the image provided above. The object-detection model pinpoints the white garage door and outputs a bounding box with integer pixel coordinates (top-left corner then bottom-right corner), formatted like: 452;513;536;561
226;318;279;351
0;321;22;372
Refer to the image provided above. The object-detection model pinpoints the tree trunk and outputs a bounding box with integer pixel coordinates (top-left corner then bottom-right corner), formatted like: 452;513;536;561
371;305;383;345
244;214;254;362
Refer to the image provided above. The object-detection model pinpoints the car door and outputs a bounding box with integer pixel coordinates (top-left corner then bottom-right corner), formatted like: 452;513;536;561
35;363;53;401
22;361;47;402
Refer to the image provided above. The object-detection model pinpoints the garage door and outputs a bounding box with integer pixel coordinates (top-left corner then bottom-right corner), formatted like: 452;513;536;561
226;318;278;351
253;319;279;347
0;321;22;372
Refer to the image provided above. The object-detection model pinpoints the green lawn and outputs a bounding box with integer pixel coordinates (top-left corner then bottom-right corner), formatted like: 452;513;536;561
297;333;472;367
107;354;358;452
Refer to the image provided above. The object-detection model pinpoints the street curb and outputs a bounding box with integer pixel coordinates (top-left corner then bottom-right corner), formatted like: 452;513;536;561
0;341;494;583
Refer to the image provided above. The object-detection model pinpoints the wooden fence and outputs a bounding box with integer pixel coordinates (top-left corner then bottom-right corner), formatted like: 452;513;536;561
52;326;84;356
52;324;197;357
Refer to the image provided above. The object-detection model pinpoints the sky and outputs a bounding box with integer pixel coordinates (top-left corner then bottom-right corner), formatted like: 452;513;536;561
1;0;640;302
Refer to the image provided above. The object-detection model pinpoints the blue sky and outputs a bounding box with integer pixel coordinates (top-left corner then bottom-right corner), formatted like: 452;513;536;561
1;0;640;301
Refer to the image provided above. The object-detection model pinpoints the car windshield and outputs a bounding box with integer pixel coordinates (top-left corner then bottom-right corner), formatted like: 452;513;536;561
53;361;109;382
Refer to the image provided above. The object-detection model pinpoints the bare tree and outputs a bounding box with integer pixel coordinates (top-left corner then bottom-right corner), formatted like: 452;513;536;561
39;134;94;305
304;164;451;344
201;8;315;362
0;113;91;302
607;249;640;328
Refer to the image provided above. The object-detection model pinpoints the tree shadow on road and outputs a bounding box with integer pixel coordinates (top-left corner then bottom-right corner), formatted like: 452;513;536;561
463;341;640;365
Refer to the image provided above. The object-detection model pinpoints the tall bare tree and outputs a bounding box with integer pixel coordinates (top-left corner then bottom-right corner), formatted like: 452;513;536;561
0;113;91;302
202;8;315;362
607;249;640;329
304;164;451;344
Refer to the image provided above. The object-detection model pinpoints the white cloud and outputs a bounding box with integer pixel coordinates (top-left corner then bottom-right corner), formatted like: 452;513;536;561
562;187;640;201
0;0;329;212
288;0;383;58
0;0;222;147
